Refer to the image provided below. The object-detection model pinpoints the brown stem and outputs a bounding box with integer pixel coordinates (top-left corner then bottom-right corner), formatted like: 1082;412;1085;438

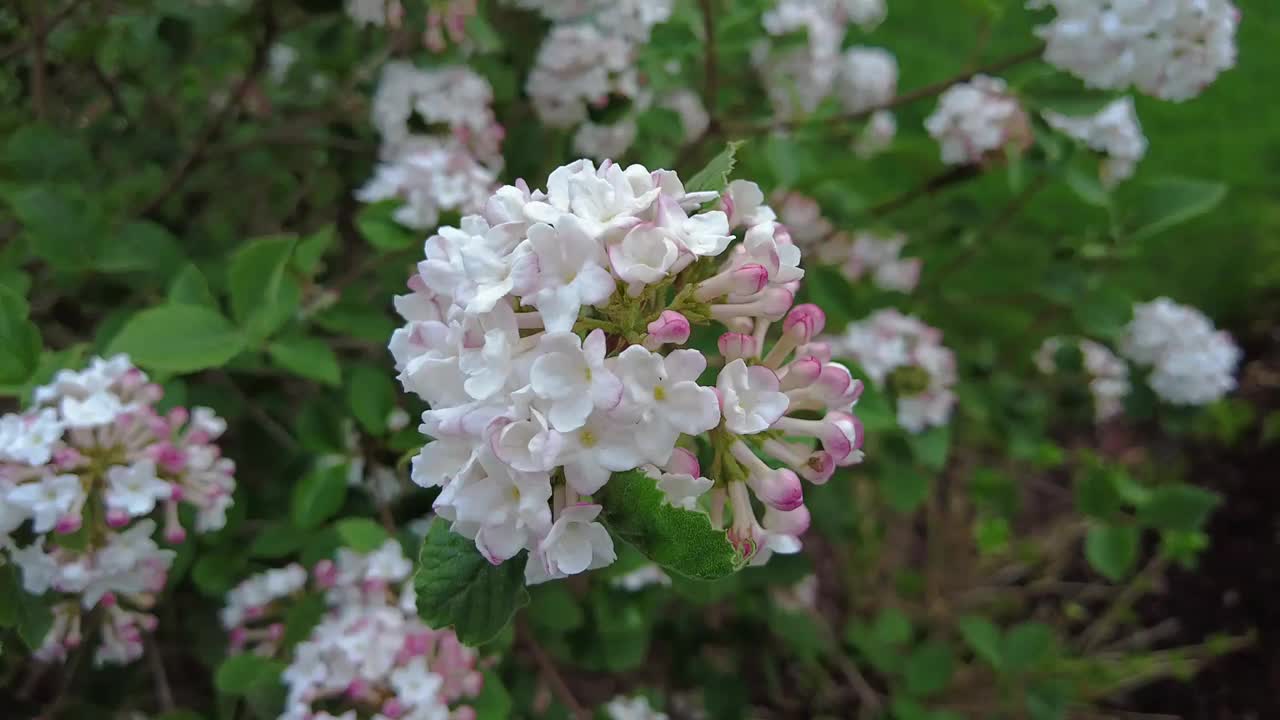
1;0;88;63
28;1;47;120
1080;554;1169;651
733;44;1044;136
136;1;278;217
519;621;589;720
699;0;719;131
865;164;981;218
145;634;177;713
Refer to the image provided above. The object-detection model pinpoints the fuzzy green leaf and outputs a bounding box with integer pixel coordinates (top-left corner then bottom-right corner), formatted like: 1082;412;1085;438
598;469;745;580
413;521;529;646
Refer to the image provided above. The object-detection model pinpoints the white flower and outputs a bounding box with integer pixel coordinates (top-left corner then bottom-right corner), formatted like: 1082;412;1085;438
741;221;804;286
419;217;529;314
611;563;672;591
6;473;83;533
557;411;647;495
60;391;125;428
573;119;640;162
389;657;445;708
1121;297;1240;406
526;503;616;584
1033;0;1240;101
855;109;897;159
526;25;639;128
105;460;171;518
529;330;624;432
9;541;59;593
605;695;669;720
526;160;659;240
656;196;734;258
654;471;713;510
608;223;681;291
443;449;552;563
613;346;720;465
517;216;616;331
717;359;790;435
0;408;62;466
1044;96;1147;187
837;46;898;113
924;75;1027;166
659;89;710;142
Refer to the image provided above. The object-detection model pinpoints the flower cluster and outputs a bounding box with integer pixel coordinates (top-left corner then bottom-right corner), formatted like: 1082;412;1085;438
1031;0;1240;102
1044;96;1148;186
359;62;504;230
754;0;889;121
1120;297;1240;405
836;46;900;157
832;310;956;432
605;695;669;720
391;159;866;582
1036;337;1132;421
816;230;922;293
522;1;681;160
925;75;1031;166
0;355;235;666
224;540;485;720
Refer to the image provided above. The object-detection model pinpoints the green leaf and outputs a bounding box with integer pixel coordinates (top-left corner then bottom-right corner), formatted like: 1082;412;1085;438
872;608;914;647
1137;485;1220;533
1075;465;1124;518
1085;522;1140;581
228;235;300;342
1126;177;1227;242
0;285;41;384
97;221;184;276
958;616;1003;669
282;592;327;650
903;640;955;697
1003;622;1056;671
192;551;248;597
214;654;285;695
335;517;390;552
1064;165;1111;208
527;583;585;633
598;469;745;580
108;304;246;373
267;336;341;386
249;522;309;559
907;426;951;471
294;225;336;276
0;564;54;650
291;464;350;530
878;461;931;513
7;184;104;271
168;263;218;308
347;363;398;436
769;608;830;662
357;200;418;250
413;521;529;646
684;140;744;194
472;670;513;720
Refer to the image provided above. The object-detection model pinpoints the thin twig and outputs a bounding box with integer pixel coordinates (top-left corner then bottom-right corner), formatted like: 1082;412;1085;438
0;0;88;63
1080;554;1169;651
518;622;589;720
732;44;1044;135
36;642;86;720
136;1;278;217
864;164;981;219
211;371;299;451
87;61;133;127
698;0;719;131
29;1;48;120
145;634;177;713
833;655;882;715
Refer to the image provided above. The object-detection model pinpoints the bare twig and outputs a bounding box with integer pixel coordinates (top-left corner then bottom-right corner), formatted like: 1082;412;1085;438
87;61;133;127
1;0;89;63
864;164;981;219
28;1;48;120
834;655;882;715
1080;554;1169;651
518;622;589;720
211;371;299;452
145;634;177;713
136;1;278;217
732;44;1044;136
698;0;719;131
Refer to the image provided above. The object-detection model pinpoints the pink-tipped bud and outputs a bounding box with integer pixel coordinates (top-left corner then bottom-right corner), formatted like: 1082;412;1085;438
462;671;484;697
55;514;82;535
765;504;812;537
245;605;265;620
747;468;805;511
827;411;864;465
266;623;285;641
756;287;795;321
106;509;131;528
815;364;863;406
646;310;691;346
696;263;770;301
169;484;185;501
52;448;83;469
313;560;337;588
784;304;826;343
718;332;759;362
779;357;823;390
665;447;701;478
140;614;159;631
452;708;478;720
166;406;190;429
100;592;118;608
346;679;370;700
801;452;836;485
720;192;735;221
797;342;833;363
383;699;407;719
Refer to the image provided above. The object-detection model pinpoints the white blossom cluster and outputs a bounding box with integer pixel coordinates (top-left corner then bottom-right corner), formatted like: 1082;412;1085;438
0;355;235;666
1030;0;1240;102
1044;96;1148;187
605;695;669;720
243;540;487;720
522;1;684;160
753;0;889;121
836;47;900;157
359;62;504;230
925;75;1030;166
1036;337;1132;421
346;0;402;26
816;230;922;293
1120;297;1241;405
391;160;867;582
832;310;956;432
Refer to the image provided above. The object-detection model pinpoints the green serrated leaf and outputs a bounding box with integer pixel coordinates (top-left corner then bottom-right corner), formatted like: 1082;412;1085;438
108;304;246;373
335;517;390;552
684;140;744;194
267;336;341;386
215;654;285;696
291;464;350;530
413;521;529;646
598;469;744;580
1085;522;1140;581
1137;485;1220;533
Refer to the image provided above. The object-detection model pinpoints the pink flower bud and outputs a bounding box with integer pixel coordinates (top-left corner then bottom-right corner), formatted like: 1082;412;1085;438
106;509;131;528
756;287;795;321
784;304;826;342
646;310;691;346
383;700;406;719
664;447;701;478
313;560;337;588
796;341;833;363
718;332;759;362
747;468;805;511
779;357;822;390
140;614;159;631
695;263;770;301
801;451;836;485
766;504;811;536
245;605;265;620
452;708;478;720
167;406;190;428
55;514;82;535
815;364;864;406
346;679;370;700
100;592;118;608
267;623;285;641
462;671;485;697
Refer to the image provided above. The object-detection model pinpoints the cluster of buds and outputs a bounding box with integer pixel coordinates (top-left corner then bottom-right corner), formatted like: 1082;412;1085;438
830;310;956;433
345;0;479;54
0;355;235;665
390;159;867;584
224;540;485;720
